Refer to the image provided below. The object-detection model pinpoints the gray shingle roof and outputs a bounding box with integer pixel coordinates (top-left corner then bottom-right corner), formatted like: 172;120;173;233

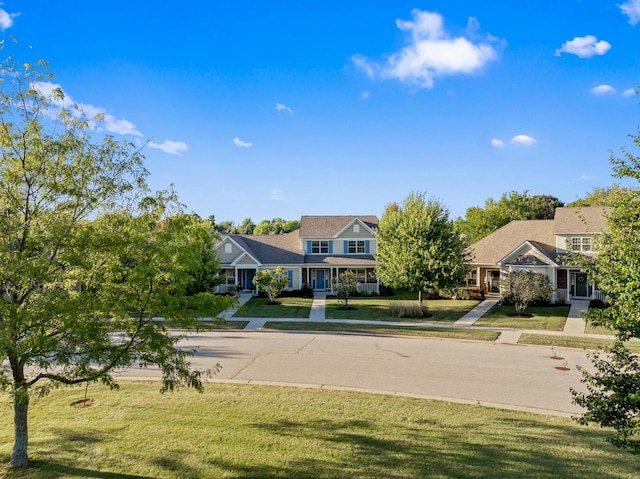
303;254;376;266
299;216;378;238
227;231;304;265
468;206;608;266
553;207;609;234
468;220;556;265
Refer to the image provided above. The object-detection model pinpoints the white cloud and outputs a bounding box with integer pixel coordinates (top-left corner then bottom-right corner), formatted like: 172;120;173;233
275;102;293;114
352;9;500;88
590;84;616;95
148;140;188;156
30;81;143;136
554;35;611;58
623;88;636;97
267;189;286;201
510;134;536;146
620;0;640;25
233;137;253;148
361;91;370;99
579;174;594;181
0;8;19;30
490;138;504;148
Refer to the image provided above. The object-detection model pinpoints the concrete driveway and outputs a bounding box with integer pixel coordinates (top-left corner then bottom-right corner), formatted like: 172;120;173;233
118;331;591;417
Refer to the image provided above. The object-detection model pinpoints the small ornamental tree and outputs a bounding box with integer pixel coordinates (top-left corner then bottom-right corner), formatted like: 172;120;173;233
500;270;552;315
253;266;289;304
333;270;358;309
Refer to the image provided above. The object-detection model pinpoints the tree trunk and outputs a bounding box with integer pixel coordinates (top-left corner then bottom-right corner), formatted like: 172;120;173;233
11;397;29;467
418;290;423;305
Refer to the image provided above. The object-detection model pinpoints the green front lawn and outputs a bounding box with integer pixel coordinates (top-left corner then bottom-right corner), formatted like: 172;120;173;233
475;305;570;330
233;296;313;318
1;382;638;478
326;296;480;323
264;321;499;341
518;333;640;352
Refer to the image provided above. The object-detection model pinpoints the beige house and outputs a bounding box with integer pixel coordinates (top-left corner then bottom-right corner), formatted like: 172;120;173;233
466;207;608;303
214;215;380;294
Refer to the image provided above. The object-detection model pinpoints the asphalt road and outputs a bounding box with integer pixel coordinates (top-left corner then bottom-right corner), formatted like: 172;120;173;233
116;331;592;417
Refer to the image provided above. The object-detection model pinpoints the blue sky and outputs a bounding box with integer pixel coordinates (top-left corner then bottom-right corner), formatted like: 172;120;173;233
3;1;639;222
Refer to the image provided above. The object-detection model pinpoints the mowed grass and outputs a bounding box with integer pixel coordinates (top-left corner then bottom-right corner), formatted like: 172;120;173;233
518;333;640;353
474;305;570;331
326;295;480;323
1;382;638;479
263;321;500;341
233;296;312;318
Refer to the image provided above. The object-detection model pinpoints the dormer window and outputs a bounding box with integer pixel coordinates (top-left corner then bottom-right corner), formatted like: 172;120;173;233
571;237;592;252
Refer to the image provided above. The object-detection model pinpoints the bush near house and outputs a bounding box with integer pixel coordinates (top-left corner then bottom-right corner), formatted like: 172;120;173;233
500;271;553;315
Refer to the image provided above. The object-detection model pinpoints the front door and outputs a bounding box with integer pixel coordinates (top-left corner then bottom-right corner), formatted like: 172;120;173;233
575;273;588;297
242;270;255;290
315;270;325;290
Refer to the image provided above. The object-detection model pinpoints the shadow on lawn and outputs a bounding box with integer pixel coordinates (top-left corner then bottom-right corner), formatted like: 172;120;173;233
10;461;155;479
193;416;638;479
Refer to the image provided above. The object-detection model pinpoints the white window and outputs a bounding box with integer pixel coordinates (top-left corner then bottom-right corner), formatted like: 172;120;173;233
224;243;232;253
348;240;365;254
353;224;360;233
225;271;235;285
571;237;592;252
312;240;329;254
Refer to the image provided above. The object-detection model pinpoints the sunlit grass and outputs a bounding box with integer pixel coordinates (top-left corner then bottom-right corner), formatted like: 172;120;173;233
326;296;480;323
518;333;640;353
475;305;570;330
263;321;499;340
233;296;312;318
1;382;639;478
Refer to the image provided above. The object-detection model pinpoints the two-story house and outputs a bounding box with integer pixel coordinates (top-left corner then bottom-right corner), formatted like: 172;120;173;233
214;215;380;294
466;207;608;303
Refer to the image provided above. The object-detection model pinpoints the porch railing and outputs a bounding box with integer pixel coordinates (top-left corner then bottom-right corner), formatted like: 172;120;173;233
356;282;379;294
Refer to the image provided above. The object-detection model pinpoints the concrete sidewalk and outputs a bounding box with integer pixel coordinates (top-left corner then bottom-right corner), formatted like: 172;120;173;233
453;295;501;327
223;292;595;346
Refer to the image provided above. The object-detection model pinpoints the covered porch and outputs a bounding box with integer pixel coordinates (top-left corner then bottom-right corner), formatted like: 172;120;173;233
302;266;379;294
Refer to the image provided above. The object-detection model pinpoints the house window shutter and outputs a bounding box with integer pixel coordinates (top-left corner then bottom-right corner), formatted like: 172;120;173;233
287;270;293;288
306;241;312;254
365;240;370;254
328;241;333;254
343;240;348;254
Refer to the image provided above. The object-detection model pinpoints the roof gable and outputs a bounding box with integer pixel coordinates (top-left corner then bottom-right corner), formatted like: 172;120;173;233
498;241;558;267
299;215;378;238
468;220;555;266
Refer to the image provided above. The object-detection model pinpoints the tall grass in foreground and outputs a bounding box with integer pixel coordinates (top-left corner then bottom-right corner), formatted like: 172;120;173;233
1;382;638;478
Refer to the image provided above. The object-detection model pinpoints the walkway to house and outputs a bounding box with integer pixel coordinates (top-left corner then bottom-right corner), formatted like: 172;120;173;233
225;292;595;345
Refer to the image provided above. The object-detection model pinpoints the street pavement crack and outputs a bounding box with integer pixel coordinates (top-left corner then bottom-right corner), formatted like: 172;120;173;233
375;341;410;358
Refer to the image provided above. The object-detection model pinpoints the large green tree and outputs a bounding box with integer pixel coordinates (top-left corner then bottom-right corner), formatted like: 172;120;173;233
0;57;234;467
457;191;564;243
376;192;468;304
567;184;637;207
570;126;640;453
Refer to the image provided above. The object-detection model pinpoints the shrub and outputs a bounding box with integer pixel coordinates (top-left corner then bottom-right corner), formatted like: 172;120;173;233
500;271;553;314
589;298;608;309
440;287;471;300
379;285;396;297
389;301;431;319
